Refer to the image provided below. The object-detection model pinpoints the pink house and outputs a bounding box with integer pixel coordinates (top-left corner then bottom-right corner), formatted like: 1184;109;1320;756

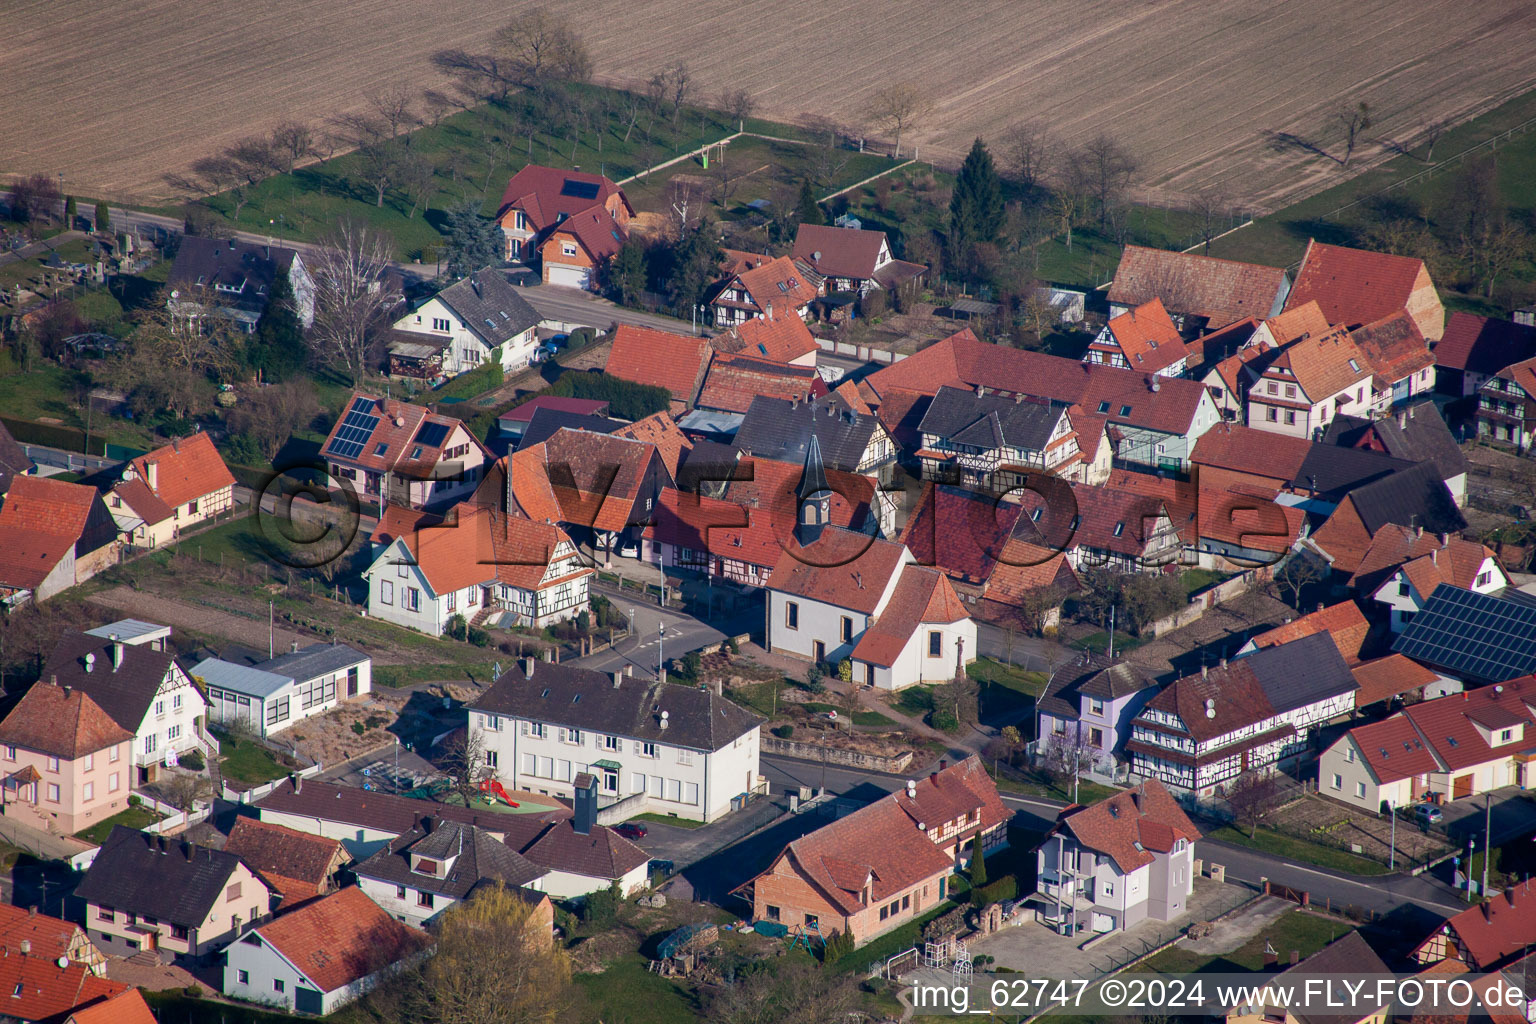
0;679;134;835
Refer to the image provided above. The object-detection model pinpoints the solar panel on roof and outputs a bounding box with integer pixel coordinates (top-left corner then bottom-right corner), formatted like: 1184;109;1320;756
326;399;382;459
560;180;601;200
1393;584;1536;682
413;421;450;448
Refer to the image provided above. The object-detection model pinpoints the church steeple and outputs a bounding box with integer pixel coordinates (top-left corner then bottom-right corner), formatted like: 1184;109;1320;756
795;433;832;547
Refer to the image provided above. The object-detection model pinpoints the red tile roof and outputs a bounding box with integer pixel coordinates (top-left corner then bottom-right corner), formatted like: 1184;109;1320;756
642;489;780;569
1399;678;1536;775
792;224;891;281
763;531;908;615
256;886;431;994
1427;878;1536;969
721;455;874;539
1263;324;1370;402
1096;298;1188;374
851;565;968;667
1350;654;1440;708
224;817;344;906
0;905;92;965
320;392;481;478
67;987;156;1024
509;429;661;534
0;528;75;590
1436;312;1536;376
982;540;1079;607
0;952;129;1024
549;203;627;262
899;483;1025;584
110;478;173;527
0;681;132;760
1057;780;1200;873
1350;310;1434;389
831;379;873;416
1262;300;1332;347
731;256;818;316
611;413;692;479
865;330;1211;437
760;756;1006;914
498;396;610;423
1492;355;1536;402
1349;712;1442;784
1249;601;1370;663
697;354;825;414
716;311;821;364
1287;240;1431;330
0;475;98;541
1190;423;1313;483
1108;245;1289;328
1195;485;1305;555
603;325;714;405
387;504;588;594
1349;523;1443;588
495;165;632;232
129;433;235;510
1396;539;1500;599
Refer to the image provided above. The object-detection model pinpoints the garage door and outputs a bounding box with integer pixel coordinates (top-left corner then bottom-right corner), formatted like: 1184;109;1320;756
545;263;590;289
1091;913;1115;933
1453;774;1473;798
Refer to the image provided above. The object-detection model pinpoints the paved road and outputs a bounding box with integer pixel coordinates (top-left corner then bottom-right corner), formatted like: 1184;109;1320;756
571;582;752;678
517;282;703;335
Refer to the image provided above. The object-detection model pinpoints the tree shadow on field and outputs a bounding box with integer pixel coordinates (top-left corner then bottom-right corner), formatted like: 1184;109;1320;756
1263;129;1340;164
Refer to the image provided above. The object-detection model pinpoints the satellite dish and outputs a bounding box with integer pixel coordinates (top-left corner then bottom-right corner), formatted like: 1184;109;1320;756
55;957;67;969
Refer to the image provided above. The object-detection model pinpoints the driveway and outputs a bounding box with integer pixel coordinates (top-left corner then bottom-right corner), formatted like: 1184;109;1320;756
1438;786;1536;849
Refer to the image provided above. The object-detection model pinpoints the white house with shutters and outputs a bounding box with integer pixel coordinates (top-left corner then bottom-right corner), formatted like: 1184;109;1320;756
468;657;765;823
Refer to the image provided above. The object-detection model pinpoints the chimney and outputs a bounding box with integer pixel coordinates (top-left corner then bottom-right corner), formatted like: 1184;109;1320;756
49;674;56;687
184;841;194;862
18;941;29;956
293;773;302;794
110;634;123;672
1219;658;1227;670
171;436;179;453
611;671;624;689
975;384;986;397
1414;524;1423;537
624;664;634;677
1431;549;1438;566
1201;664;1208;679
765;301;774;322
470;273;482;298
522;656;536;678
572;773;597;836
146;461;158;492
26;907;35;918
939;759;947;772
61;686;70;699
1438;533;1449;546
542;649;554;663
929;769;938;785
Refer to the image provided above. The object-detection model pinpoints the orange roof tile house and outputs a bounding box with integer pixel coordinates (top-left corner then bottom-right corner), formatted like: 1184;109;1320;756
321;393;490;511
362;504;593;636
709;254;820;328
494;165;633;289
0;476;120;605
221;886;432;1015
1286;239;1444;343
739;756;1008;946
120;433;235;538
1034;780;1199;936
603;324;715;413
0;678;135;835
1107;245;1290;332
1085;298;1190;377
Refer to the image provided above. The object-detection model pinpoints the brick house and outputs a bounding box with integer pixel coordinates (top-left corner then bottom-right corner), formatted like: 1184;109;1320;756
739;757;1008;946
321;393;490;510
493;165;633;288
223;817;347;909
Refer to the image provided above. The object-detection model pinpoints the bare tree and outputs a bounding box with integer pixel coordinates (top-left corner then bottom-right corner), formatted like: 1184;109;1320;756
1336;101;1374;167
1049;151;1089;251
1078;134;1139;228
1419;117;1450;162
227;379;322;460
6;173;63;224
1469;221;1532;299
440;727;493;809
707;958;858;1024
864;82;935;158
1225;772;1285;838
1191;186;1230;254
666;63;694;127
269;121;315;173
720;87;756;127
398;151;438;219
355;142;403;208
492;7;592;90
306;221;402;382
1040;731;1097;791
1006;119;1052;190
1275;551;1327;608
368;84;419;142
421;89;461;127
165;772;214;814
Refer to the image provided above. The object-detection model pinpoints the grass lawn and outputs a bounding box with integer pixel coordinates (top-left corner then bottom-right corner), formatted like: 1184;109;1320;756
1205;825;1391;876
1073;631;1144;656
628;812;704;829
1138;909;1353;974
75;805;166;845
214;731;297;789
732;680;782;719
991;767;1119;806
573;957;698;1024
1181;568;1231;596
373;662;501;689
852;709;895;727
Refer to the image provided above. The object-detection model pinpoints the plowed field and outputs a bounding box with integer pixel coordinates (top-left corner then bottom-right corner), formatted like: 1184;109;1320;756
6;0;1536;208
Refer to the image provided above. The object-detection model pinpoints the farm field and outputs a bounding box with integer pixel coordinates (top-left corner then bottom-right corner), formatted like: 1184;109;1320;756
5;1;1536;209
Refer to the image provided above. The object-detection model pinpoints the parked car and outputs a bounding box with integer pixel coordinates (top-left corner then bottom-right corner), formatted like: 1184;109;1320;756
613;823;648;840
1414;804;1443;825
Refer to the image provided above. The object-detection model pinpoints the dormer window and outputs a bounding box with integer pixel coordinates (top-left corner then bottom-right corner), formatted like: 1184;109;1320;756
415;857;440;876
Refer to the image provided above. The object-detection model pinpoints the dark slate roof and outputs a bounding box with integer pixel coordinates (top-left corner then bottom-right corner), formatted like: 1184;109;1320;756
1037;652;1156;720
675;441;752;493
74;827;256;927
352;817;547;900
40;630;175;732
255;642;369;683
1321;402;1467;484
167;236;297;320
1345;460;1466;536
732;394;878;474
1290;445;1413;501
470;660;762;751
516;408;625;450
1244;632;1356;713
0;421;31;496
431;269;542;348
917;386;1070;452
1272;932;1391;1024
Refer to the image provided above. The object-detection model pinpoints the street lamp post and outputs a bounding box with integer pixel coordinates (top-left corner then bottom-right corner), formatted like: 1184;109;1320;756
658;620;665;680
1388;798;1396;870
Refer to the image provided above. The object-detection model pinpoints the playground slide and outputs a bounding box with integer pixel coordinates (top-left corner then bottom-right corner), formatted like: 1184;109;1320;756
479;778;520;807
